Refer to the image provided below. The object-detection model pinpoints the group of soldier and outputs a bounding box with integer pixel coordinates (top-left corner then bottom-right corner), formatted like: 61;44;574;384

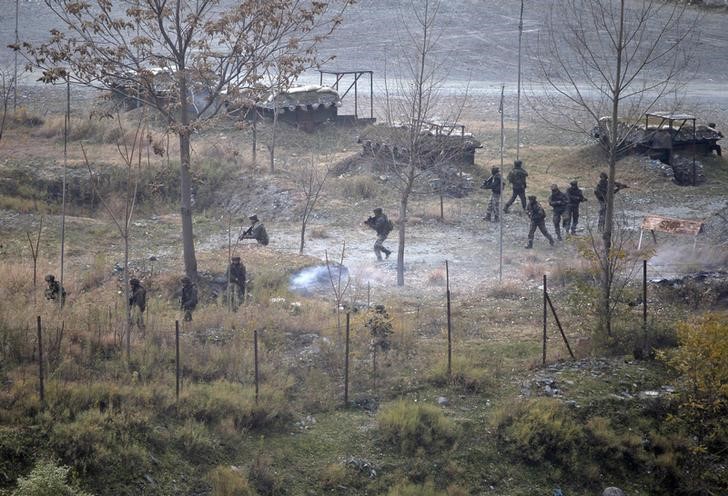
42;214;268;329
480;160;628;248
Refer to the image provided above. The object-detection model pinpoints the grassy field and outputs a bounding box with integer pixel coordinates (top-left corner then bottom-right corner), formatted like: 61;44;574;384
0;106;727;496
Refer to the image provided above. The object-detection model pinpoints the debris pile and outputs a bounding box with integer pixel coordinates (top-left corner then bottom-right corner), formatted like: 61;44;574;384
669;154;706;185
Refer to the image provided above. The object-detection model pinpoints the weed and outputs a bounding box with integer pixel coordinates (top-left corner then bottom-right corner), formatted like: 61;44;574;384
13;459;92;496
208;465;256;496
342;175;377;200
428;357;494;394
249;454;277;495
309;226;329;239
486;282;526;300
427;268;446;286
378;400;458;455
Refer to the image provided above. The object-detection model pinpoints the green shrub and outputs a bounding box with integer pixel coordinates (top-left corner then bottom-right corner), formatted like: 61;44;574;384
386;481;446;496
13;460;92;496
378;400;458;455
208;465;256;496
428;357;493;394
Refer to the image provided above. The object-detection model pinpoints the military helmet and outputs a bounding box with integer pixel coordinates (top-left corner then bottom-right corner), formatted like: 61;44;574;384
551;183;559;190
130;278;140;286
528;195;537;201
248;214;259;222
45;274;55;282
181;275;191;284
514;159;523;167
491;166;500;173
570;180;578;186
600;172;608;179
373;207;383;215
231;256;241;262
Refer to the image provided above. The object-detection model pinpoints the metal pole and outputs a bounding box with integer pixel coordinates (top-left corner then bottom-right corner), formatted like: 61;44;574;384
37;316;44;409
642;259;647;343
692;119;696;186
13;0;19;111
175;320;180;402
499;84;505;283
542;274;547;365
60;79;69;310
370;72;374;119
344;312;350;407
546;294;574;359
516;0;524;160
253;329;259;404
354;74;358;120
367;282;371;308
446;260;452;377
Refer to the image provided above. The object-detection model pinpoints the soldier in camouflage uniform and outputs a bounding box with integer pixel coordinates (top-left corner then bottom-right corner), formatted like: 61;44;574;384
564;180;586;235
504;159;529;213
365;207;393;261
44;274;66;307
128;278;146;331
180;276;198;322
481;166;502;222
525;195;555;249
239;214;269;246
225;256;246;310
548;184;569;241
594;172;628;232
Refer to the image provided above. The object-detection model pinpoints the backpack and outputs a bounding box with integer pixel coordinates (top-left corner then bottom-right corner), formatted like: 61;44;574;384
384;218;394;234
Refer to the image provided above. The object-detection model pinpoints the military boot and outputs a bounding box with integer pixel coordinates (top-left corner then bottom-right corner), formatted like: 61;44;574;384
548;236;555;246
485;214;492;222
525;239;533;249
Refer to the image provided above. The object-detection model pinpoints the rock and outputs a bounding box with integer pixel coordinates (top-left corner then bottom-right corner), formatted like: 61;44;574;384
437;396;449;406
602;487;626;496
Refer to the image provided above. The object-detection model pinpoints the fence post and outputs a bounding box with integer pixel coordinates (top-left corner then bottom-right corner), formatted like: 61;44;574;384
37;316;44;409
254;329;259;404
344;312;350;407
446;260;452;377
546;294;575;359
643;259;647;336
175;320;180;402
543;275;547;365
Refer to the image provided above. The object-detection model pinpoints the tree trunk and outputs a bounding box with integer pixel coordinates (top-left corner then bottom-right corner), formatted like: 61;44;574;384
270;106;278;173
397;193;408;287
124;235;130;358
178;74;198;281
299;218;306;255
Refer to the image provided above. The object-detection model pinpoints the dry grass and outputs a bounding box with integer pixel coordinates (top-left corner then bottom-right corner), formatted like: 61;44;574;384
427;268;446;286
486;282;527;300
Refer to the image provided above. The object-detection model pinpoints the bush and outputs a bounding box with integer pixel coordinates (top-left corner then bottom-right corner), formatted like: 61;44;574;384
378;400;458;455
387;481;446;496
208;465;256;496
428;357;493;394
13;460;92;496
341;175;377;199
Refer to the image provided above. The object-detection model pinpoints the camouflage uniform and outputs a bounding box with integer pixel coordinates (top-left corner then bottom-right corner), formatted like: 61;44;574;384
128;278;146;331
366;208;393;261
240;214;269;246
481;167;502;222
180;276;198;322
226;257;246;310
594;173;627;232
548;184;569;241
564;180;586;234
44;274;66;307
504;160;528;213
525;196;555;249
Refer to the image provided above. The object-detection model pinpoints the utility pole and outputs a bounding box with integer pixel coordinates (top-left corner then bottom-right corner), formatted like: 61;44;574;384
516;0;524;160
499;84;505;283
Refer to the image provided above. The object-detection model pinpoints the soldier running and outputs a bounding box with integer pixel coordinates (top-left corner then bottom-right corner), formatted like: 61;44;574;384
239;214;269;246
503;159;529;213
226;256;246;310
481;166;502;222
565;180;587;235
44;274;66;307
364;207;393;261
594;172;628;232
180;276;198;322
548;184;569;241
525;195;555;249
128;278;146;331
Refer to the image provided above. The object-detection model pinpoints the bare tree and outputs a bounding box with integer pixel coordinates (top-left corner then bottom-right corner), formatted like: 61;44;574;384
533;0;696;334
292;156;329;255
26;217;44;306
82;113;144;358
0;70;17;145
379;0;466;287
18;0;350;281
325;242;351;340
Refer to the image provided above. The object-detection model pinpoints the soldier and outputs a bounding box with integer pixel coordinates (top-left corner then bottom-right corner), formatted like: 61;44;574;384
226;256;246;310
594;172;628;232
525;195;555;249
44;274;66;307
548;184;569;241
239;214;269;246
180;276;198;322
564;180;587;235
481;166;502;222
364;207;393;261
503;159;529;213
128;278;146;331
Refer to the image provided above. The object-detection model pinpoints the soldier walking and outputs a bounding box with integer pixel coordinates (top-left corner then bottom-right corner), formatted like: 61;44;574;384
226;256;246;310
364;207;393;261
525;195;555;249
565;180;586;235
503;159;529;213
481;166;502;222
180;276;198;322
239;214;269;246
44;274;66;307
548;184;569;241
128;278;146;331
594;172;628;232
